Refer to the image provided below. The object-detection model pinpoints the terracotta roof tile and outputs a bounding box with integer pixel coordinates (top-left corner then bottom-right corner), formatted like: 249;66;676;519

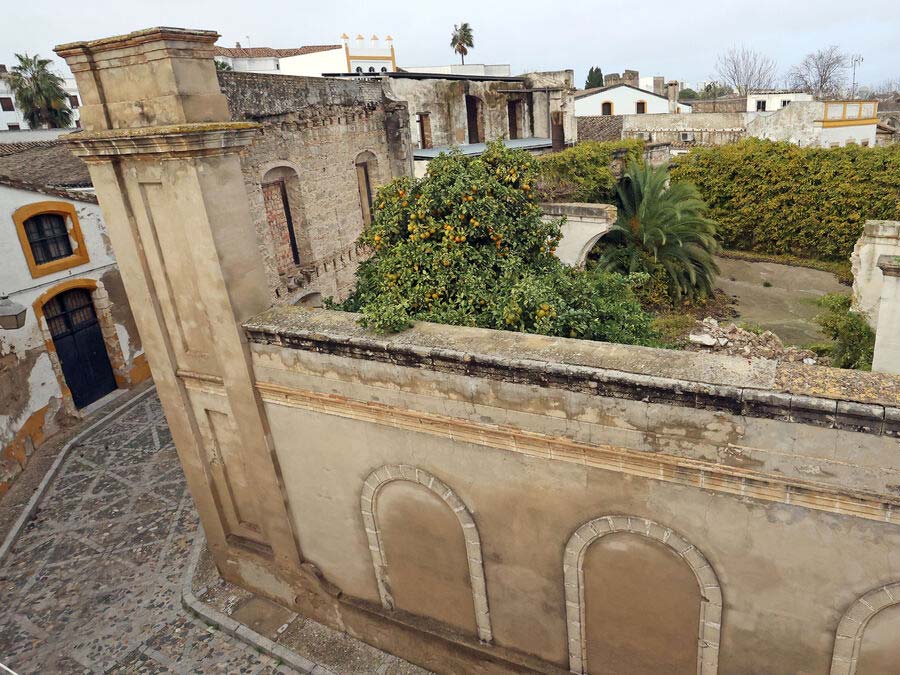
0;142;92;189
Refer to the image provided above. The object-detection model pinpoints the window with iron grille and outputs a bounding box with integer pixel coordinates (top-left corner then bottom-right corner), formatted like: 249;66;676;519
43;289;96;339
23;213;73;264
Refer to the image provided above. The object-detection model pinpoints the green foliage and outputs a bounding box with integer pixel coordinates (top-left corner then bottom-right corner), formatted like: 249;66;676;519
536;140;645;202
814;293;875;370
585;66;604;89
336;141;658;346
679;88;699;100
215;60;233;71
450;23;474;64
699;82;734;99
671;139;900;263
7;53;72;129
651;313;695;345
593;161;720;301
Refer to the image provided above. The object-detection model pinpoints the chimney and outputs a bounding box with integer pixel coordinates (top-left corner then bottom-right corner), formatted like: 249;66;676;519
371;34;379;48
340;33;350;45
667;80;680;113
356;34;365;49
653;76;664;96
235;41;241;48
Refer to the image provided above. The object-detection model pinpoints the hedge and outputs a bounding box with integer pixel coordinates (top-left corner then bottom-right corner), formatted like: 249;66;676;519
670;139;900;263
535;139;644;203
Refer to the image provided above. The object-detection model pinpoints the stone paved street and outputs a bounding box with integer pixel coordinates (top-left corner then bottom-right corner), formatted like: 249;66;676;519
0;391;293;673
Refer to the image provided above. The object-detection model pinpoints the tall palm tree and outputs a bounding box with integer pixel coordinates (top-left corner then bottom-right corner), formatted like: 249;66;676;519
7;53;72;129
594;161;719;301
450;23;474;65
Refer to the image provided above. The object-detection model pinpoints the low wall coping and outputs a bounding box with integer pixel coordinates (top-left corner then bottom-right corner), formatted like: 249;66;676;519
244;307;900;437
540;202;616;219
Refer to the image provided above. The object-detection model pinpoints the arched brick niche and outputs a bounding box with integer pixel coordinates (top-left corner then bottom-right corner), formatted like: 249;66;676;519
563;515;722;674
831;582;900;675
360;464;492;643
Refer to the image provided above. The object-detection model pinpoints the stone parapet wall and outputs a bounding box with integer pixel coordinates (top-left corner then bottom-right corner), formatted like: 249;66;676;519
239;307;900;672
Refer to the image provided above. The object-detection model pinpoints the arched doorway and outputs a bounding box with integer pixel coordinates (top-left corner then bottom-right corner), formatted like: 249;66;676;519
43;288;117;408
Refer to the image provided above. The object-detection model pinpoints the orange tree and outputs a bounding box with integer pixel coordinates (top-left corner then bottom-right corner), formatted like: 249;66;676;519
334;141;658;346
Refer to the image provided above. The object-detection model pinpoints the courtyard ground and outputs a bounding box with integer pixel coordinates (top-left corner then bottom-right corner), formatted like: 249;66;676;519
715;256;848;345
0;388;425;674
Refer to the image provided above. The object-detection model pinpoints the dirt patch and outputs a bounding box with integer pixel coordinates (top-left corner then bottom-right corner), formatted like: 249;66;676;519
714;256;847;346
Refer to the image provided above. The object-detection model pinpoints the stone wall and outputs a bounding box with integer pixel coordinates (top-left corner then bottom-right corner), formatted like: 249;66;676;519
622;112;746;148
219;71;412;303
239;307;900;673
541;202;616;266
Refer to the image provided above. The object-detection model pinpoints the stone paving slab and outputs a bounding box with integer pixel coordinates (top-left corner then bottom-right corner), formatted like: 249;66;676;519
0;391;424;674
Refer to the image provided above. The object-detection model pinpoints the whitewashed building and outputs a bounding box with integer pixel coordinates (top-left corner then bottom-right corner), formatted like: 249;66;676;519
575;83;692;117
746;90;814;112
0;141;148;495
0;68;81;131
214;34;397;76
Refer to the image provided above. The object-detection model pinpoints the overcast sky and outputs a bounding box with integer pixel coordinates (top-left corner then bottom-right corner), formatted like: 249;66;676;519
2;0;897;90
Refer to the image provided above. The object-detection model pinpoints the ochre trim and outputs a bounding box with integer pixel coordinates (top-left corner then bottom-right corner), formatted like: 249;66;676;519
250;381;900;524
819;118;879;128
32;277;99;353
13;201;90;279
347;54;395;61
390;45;396;71
129;353;152;384
344;43;352;71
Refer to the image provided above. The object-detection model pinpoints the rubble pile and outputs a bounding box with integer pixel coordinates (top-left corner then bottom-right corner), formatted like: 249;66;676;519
686;318;824;365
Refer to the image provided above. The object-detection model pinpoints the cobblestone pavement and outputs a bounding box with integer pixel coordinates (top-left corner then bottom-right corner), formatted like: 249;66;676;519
0;392;294;673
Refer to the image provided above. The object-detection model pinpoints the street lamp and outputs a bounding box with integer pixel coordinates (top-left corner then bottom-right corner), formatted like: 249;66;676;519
0;294;27;330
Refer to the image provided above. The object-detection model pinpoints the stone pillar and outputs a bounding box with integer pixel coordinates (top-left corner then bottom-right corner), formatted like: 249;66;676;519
851;220;900;328
872;255;900;374
55;28;303;593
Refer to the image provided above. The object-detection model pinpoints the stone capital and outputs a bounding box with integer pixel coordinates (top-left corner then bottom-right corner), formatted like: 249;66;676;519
877;254;900;278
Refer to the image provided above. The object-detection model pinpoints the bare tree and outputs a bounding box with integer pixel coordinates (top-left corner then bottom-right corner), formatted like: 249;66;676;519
715;46;777;96
789;46;849;98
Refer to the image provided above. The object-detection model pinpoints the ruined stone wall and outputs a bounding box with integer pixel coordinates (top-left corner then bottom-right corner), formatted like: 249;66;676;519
219;71;412;303
0;185;147;495
236;307;900;674
622;112;746;147
852;220;900;327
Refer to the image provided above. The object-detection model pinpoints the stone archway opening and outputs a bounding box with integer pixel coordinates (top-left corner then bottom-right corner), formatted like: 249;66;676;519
465;95;485;144
261;166;310;274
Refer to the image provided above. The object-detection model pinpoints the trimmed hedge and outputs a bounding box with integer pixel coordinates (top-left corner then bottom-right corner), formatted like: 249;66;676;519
670;139;900;263
535;139;644;203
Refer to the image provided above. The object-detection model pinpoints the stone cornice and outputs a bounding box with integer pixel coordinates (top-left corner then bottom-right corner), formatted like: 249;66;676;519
63;123;260;160
877;254;900;278
243;307;900;437
55;27;219;57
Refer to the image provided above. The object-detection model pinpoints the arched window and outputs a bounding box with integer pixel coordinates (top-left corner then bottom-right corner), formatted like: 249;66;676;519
355;151;379;226
13;201;89;278
368;66;376;73
355;66;363;74
380;66;388;73
261;166;309;274
601;101;613;115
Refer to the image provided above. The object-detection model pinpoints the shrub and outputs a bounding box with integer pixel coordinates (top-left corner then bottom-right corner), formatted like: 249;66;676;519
592;161;720;301
535;139;644;202
334;141;659;346
670;139;900;263
814;293;875;370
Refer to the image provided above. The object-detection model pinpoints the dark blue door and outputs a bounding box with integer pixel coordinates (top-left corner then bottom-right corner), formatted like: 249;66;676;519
45;289;117;409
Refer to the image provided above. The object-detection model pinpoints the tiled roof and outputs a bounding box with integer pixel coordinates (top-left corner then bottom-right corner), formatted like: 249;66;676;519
577;115;624;142
0;175;97;203
0;140;60;156
0;141;92;189
213;44;342;59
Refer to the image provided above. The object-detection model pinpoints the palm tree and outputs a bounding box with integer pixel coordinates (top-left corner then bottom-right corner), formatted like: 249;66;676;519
450;23;474;65
594;161;719;301
7;53;72;129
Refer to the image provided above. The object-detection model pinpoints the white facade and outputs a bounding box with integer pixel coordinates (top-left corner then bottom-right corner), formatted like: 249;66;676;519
0;182;147;490
0;76;80;131
575;84;691;117
215;35;397;77
746;91;814;112
403;64;512;77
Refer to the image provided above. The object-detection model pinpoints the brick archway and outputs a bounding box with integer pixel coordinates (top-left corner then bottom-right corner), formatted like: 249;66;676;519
830;582;900;675
563;515;722;674
360;464;492;643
